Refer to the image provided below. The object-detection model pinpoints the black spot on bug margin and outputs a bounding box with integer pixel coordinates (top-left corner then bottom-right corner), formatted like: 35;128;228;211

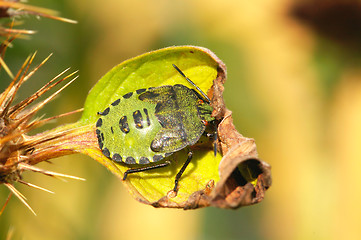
96;130;104;149
95;129;101;136
112;153;122;162
136;88;146;94
98;140;103;150
111;99;120;106
125;157;136;164
96;118;102;127
98;107;110;116
139;157;150;164
123;92;133;99
102;148;110;158
153;155;164;162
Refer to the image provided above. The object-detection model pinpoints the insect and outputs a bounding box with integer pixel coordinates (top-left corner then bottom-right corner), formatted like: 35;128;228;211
95;64;217;194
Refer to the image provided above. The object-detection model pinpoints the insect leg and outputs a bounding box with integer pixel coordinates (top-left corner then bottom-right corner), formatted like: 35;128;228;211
206;131;218;156
213;132;217;156
123;161;171;180
173;150;193;192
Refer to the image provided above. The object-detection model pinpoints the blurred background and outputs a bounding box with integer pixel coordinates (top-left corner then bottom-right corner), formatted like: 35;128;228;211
1;0;361;239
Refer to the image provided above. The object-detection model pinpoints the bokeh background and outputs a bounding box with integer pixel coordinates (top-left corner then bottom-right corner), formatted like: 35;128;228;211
1;0;361;239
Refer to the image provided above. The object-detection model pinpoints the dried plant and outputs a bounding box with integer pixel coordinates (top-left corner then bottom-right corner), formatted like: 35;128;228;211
0;0;81;215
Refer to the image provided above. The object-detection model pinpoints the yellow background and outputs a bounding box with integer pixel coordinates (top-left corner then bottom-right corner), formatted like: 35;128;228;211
1;0;360;239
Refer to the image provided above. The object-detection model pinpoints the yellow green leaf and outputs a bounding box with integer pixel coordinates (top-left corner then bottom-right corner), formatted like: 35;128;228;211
78;46;223;206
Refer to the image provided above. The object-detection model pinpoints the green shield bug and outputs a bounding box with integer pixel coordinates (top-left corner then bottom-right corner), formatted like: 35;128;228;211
95;64;217;194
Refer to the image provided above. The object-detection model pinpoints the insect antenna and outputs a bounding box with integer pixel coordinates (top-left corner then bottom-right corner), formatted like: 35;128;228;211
172;64;211;103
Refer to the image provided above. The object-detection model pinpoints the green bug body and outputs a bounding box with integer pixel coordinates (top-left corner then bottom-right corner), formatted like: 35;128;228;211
95;65;216;193
96;88;164;164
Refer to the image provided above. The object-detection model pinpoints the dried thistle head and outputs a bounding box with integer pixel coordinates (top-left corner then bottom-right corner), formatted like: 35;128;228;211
0;48;83;214
0;0;81;215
